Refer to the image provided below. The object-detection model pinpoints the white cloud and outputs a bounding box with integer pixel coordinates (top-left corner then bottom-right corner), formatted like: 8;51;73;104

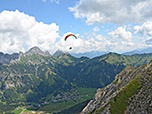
93;26;100;32
0;10;59;54
95;34;106;41
55;29;148;53
56;32;118;53
121;41;134;46
55;32;84;52
134;21;152;36
108;26;132;40
69;0;152;25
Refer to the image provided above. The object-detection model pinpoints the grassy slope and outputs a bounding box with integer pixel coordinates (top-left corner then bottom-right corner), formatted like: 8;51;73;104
110;75;142;114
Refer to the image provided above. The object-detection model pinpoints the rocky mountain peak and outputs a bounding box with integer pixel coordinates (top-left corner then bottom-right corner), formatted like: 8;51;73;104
25;46;50;56
25;46;43;55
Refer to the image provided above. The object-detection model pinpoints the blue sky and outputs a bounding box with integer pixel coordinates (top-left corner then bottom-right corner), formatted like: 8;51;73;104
0;0;152;54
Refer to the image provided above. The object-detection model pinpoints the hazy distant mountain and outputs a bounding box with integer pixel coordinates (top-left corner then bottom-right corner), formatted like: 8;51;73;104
71;51;109;58
0;52;19;64
53;49;66;57
123;47;152;55
53;50;108;58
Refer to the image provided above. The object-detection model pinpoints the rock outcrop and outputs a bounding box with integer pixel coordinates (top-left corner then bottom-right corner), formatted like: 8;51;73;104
81;60;152;114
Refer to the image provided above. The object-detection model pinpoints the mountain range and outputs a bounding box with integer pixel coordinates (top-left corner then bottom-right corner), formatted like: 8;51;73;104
1;47;152;64
71;47;152;58
123;47;152;55
0;47;152;113
71;51;109;58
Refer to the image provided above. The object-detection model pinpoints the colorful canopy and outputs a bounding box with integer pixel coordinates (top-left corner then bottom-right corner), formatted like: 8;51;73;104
64;34;77;41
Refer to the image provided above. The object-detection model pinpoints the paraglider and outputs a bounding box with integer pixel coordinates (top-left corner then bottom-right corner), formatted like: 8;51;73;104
64;34;77;41
64;33;77;50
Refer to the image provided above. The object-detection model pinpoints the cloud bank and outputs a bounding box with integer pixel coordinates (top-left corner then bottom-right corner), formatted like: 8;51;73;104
69;0;152;25
134;21;152;36
134;21;152;46
109;26;132;40
0;10;59;54
56;33;114;53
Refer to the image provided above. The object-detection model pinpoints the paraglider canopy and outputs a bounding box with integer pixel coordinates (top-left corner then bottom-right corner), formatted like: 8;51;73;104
64;34;77;41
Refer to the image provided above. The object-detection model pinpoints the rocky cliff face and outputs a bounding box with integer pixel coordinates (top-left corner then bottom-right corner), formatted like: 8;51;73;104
81;60;152;114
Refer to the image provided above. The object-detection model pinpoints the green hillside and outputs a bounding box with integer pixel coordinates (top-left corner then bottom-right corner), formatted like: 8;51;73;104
0;52;152;113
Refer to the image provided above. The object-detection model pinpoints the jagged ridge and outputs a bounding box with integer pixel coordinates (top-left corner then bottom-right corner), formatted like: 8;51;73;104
24;46;51;56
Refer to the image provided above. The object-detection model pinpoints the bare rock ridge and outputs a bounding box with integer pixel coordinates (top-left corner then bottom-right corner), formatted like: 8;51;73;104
24;46;51;56
0;46;51;64
81;60;152;114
